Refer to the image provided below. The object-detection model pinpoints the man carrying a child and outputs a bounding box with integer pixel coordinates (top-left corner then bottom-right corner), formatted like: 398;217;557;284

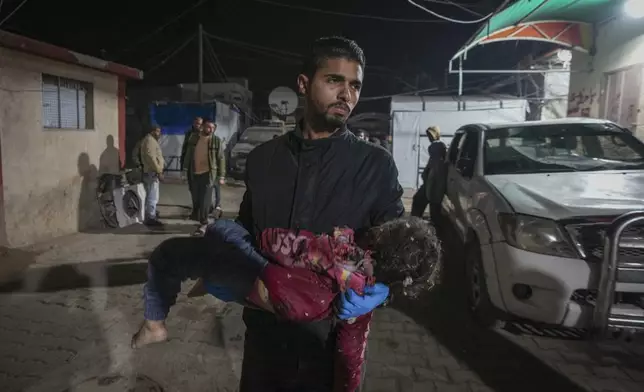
206;37;404;392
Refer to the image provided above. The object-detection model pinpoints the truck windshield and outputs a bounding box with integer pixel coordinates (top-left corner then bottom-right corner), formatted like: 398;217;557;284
484;123;644;175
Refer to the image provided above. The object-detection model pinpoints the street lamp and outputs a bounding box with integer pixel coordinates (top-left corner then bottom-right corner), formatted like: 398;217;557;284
624;0;644;19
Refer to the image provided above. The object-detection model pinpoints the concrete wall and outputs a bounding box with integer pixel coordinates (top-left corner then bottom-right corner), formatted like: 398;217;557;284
568;17;644;136
541;71;570;120
0;47;121;247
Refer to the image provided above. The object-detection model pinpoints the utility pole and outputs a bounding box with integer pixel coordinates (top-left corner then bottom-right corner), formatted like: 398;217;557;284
198;23;204;103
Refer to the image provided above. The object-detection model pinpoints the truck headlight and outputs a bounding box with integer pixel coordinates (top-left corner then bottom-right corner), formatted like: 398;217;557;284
498;213;578;258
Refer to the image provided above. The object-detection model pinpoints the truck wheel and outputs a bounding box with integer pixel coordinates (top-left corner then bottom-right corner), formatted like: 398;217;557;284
465;239;501;328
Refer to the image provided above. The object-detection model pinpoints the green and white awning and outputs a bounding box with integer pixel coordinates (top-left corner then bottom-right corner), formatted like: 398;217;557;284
452;0;622;60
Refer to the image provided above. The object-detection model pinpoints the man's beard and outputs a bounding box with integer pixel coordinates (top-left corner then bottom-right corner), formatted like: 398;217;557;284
314;112;346;130
308;104;350;132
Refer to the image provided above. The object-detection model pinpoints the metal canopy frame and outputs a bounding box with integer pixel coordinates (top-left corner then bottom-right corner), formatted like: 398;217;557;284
447;0;622;96
449;19;591;96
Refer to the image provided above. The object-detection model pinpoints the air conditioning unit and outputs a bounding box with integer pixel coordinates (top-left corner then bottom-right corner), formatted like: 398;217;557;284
97;173;146;228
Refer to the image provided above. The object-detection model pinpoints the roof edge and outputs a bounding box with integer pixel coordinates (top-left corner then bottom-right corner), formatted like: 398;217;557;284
0;30;143;80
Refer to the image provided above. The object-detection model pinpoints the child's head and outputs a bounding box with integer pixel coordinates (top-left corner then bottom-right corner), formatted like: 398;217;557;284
366;216;442;298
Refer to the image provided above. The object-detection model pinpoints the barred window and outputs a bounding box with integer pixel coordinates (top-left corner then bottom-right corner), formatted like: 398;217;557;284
42;74;94;129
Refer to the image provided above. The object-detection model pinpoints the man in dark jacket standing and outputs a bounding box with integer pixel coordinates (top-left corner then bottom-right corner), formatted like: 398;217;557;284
424;126;447;224
181;116;203;219
207;37;404;392
411;126;446;221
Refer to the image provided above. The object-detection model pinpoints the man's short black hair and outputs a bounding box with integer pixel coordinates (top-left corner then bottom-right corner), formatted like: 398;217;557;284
301;36;365;78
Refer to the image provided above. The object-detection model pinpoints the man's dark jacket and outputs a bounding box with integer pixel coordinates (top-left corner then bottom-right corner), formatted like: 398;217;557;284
425;141;447;204
236;124;404;390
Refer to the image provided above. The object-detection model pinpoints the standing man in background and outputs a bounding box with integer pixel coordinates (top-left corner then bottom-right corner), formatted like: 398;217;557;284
424;126;447;224
182;119;225;235
140;125;165;226
411;126;446;222
181;116;203;220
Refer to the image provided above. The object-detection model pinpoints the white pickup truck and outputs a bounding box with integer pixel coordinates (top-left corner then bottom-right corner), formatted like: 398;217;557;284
442;118;644;328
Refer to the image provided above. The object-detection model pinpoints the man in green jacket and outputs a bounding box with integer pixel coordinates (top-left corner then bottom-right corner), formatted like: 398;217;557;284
182;119;225;234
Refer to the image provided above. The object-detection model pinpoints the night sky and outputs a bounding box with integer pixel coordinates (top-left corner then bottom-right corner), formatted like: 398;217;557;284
2;0;532;111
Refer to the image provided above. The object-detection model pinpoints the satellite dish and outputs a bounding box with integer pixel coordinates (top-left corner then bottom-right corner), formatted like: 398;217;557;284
268;86;298;116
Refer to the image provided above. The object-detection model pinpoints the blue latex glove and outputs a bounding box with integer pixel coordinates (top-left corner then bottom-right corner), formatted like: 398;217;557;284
337;283;390;320
204;280;238;302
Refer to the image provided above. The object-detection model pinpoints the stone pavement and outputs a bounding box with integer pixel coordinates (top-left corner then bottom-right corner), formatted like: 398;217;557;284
0;183;642;391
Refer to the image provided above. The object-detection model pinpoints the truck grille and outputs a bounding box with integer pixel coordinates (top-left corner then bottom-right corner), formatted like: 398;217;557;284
566;222;644;263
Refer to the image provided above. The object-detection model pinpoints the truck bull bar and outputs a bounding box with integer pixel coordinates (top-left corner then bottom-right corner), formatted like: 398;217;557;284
592;211;644;338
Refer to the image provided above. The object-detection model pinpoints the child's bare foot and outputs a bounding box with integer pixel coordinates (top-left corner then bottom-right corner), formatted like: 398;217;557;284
131;320;168;349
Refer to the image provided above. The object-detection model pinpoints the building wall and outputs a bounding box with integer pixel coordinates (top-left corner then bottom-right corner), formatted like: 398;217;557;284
568;17;644;136
541;71;570;120
0;47;120;247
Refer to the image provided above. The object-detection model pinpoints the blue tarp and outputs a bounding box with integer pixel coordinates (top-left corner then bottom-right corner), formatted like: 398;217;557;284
149;102;216;135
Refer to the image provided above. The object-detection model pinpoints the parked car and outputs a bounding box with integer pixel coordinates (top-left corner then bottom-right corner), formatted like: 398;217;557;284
229;122;287;179
442;118;644;328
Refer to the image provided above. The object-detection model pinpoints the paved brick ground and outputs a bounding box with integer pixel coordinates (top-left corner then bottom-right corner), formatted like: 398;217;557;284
0;184;642;392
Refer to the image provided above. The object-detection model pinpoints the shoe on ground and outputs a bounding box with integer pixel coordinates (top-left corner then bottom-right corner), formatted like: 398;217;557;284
144;218;164;227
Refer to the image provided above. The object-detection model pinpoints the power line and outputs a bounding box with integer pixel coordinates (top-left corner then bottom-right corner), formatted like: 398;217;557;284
208;41;229;81
143;35;192;69
204;37;227;81
214;40;301;63
117;0;208;56
204;46;223;80
407;0;493;24
204;31;422;90
247;0;446;23
0;0;29;27
217;52;300;64
204;30;491;92
147;34;196;73
422;0;485;17
205;32;302;58
423;0;490;9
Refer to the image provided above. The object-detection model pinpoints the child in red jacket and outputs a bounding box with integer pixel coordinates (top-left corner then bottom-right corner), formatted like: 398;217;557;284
132;216;442;392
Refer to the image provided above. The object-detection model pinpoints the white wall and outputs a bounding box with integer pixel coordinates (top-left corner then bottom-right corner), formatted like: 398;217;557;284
568;16;644;136
541;71;570;120
392;98;527;189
